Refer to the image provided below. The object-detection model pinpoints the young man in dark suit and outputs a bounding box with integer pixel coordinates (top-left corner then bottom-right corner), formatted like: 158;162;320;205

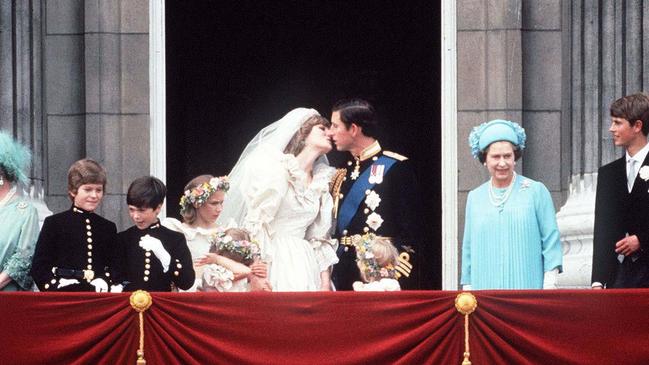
592;93;649;289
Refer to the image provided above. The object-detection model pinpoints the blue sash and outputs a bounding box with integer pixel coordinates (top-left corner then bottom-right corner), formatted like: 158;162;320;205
337;155;398;233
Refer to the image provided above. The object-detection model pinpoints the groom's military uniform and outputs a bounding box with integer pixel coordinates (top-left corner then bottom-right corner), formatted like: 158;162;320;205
331;141;424;290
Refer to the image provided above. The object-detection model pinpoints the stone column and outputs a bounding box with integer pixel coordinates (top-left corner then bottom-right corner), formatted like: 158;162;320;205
0;1;51;224
81;1;150;228
457;1;524;267
456;0;580;287
556;0;647;288
43;1;149;229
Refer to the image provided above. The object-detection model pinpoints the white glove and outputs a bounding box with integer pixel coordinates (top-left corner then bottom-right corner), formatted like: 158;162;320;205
110;284;124;293
462;284;473;291
57;278;79;289
90;278;108;292
352;281;366;291
380;278;401;291
353;281;387;291
543;268;559;289
139;234;171;272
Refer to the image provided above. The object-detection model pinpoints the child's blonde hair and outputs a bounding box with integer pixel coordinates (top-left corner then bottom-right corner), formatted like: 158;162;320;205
180;175;213;224
224;228;250;241
356;235;400;283
370;236;400;267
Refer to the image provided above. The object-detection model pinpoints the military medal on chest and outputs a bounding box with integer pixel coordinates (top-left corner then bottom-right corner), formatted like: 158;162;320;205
350;158;361;180
368;164;384;184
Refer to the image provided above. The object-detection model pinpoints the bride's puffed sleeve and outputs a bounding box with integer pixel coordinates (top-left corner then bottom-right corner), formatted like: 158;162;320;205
306;166;339;272
241;150;290;254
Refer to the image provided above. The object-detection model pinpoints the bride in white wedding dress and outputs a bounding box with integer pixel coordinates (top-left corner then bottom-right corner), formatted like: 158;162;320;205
218;108;338;291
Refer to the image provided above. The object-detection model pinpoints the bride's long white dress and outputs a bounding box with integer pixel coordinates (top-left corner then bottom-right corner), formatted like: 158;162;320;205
242;148;338;291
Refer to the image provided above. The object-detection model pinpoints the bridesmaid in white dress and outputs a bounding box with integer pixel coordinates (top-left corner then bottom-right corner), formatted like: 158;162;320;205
163;175;259;291
219;108;339;291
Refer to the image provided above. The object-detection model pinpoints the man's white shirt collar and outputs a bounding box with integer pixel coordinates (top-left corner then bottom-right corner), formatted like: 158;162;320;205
627;140;649;165
626;140;649;190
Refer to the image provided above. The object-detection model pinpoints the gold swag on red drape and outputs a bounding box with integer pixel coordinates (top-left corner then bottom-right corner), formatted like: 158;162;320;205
1;290;649;364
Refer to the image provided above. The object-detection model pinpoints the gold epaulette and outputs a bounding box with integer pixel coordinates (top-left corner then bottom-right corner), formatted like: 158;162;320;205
383;150;408;161
331;168;347;219
395;252;412;279
330;168;346;194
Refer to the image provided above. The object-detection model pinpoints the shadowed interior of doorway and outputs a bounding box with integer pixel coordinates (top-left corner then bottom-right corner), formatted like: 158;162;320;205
166;0;441;289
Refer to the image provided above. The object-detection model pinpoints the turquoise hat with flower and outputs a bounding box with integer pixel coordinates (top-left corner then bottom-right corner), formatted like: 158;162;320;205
468;119;526;159
0;131;31;185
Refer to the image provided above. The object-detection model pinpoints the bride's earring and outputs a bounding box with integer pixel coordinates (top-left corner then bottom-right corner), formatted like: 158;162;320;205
0;176;4;186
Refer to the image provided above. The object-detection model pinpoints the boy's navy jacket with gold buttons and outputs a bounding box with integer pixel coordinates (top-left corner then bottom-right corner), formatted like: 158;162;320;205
31;206;119;291
116;221;195;292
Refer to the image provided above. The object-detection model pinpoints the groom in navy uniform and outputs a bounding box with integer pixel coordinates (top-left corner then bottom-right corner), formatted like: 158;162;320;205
327;98;424;290
592;93;649;289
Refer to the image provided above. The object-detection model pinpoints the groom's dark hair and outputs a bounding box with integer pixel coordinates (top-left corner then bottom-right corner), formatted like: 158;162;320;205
332;98;380;138
610;93;649;136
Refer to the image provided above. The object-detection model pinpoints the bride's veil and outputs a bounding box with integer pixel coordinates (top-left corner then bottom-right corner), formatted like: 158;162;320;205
217;107;330;226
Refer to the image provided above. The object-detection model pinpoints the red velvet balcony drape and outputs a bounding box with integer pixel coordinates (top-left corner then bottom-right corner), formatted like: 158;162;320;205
1;290;648;364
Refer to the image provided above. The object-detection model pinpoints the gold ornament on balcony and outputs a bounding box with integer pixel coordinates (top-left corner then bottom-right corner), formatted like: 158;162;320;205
130;290;153;365
455;292;478;365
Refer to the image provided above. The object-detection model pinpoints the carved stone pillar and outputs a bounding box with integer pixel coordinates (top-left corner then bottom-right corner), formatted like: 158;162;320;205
556;174;596;288
556;1;647;288
41;1;149;229
0;1;51;224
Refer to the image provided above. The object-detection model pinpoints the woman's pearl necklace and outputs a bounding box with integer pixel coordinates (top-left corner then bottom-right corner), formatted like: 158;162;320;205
488;172;516;210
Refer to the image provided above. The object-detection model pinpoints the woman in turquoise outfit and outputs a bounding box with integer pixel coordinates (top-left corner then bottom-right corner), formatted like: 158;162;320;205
461;120;563;290
0;132;39;291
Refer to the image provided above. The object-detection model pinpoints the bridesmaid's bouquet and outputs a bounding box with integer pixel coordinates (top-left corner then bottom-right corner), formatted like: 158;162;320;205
209;229;260;266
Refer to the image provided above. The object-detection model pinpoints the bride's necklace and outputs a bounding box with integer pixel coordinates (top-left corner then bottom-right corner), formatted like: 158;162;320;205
488;172;516;211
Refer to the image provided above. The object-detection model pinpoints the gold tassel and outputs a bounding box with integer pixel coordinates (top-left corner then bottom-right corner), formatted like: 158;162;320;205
136;348;146;365
455;292;478;365
130;290;153;365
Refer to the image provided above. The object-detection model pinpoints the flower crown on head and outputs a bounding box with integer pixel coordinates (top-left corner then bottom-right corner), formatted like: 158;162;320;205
468;119;526;159
352;233;398;281
179;176;229;214
209;231;260;264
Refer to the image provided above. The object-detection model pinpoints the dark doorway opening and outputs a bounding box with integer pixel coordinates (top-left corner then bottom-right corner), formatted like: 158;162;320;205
166;0;441;289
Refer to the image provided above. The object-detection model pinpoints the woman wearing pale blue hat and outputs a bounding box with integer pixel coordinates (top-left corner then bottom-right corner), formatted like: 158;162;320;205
0;131;39;291
461;120;563;289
